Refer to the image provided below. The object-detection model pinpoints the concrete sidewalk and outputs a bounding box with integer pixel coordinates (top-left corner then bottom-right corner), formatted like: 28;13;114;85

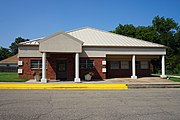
103;77;176;83
103;77;180;88
127;83;180;88
0;77;180;89
25;77;179;84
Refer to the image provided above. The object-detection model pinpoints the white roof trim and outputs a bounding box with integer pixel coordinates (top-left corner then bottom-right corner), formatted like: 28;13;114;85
18;37;44;45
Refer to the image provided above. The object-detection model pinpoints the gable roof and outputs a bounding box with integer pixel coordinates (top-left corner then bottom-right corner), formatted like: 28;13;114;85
39;32;83;53
18;37;43;46
19;27;165;48
0;54;18;63
39;32;83;44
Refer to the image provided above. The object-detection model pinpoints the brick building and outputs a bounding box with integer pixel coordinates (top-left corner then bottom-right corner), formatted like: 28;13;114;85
18;27;166;83
0;54;18;72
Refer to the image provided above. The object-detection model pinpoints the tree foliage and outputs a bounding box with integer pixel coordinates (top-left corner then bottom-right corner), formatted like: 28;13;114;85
0;37;29;61
113;24;136;37
112;16;180;74
0;47;11;60
9;37;29;55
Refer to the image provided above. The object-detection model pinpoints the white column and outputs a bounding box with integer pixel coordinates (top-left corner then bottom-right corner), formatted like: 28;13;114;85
41;52;47;83
160;55;167;78
74;53;81;83
131;55;137;79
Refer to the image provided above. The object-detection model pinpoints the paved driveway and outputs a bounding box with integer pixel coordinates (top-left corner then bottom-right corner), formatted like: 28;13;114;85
0;89;180;120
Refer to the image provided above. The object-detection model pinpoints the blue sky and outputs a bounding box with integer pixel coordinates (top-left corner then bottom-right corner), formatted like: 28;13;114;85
0;0;180;48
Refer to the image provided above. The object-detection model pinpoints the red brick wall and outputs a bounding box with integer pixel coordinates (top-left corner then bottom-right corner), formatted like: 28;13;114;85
106;61;151;78
80;57;106;80
107;69;151;78
107;69;132;78
19;57;42;79
19;56;106;80
19;56;151;80
19;53;75;80
137;69;151;77
47;54;75;80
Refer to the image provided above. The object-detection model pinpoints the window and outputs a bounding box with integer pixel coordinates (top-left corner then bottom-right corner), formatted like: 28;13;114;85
141;61;149;69
31;60;42;69
110;61;119;69
121;61;129;69
80;60;94;69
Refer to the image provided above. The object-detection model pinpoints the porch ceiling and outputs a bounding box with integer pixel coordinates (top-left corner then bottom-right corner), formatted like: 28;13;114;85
106;55;160;61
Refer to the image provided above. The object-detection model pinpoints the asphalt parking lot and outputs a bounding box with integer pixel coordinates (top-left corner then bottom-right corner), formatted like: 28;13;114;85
0;89;180;120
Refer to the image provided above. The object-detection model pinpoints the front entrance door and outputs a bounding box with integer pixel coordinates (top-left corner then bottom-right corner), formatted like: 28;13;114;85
56;60;67;80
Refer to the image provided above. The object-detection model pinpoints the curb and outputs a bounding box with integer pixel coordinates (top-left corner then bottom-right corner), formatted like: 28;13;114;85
0;84;128;90
127;84;180;88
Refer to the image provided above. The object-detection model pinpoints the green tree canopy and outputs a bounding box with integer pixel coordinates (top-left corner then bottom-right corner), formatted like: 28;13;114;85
112;16;180;74
113;24;136;37
9;37;29;55
0;37;29;60
0;47;11;60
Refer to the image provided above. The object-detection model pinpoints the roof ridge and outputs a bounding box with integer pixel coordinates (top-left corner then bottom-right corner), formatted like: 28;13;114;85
66;26;97;33
39;32;84;44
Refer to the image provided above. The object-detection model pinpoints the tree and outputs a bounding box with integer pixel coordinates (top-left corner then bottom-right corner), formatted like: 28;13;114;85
9;37;29;55
0;47;11;60
153;16;178;33
152;16;179;73
113;24;136;37
112;16;180;74
135;26;159;43
174;29;180;54
152;16;178;46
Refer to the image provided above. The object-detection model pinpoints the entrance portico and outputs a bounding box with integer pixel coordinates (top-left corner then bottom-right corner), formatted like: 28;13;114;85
39;32;83;83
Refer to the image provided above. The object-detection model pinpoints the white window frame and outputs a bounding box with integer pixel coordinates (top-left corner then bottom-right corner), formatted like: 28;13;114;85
31;60;42;69
80;60;94;69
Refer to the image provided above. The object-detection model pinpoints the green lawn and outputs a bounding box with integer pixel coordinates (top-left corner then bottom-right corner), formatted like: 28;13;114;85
152;73;180;76
169;77;180;82
0;72;27;82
